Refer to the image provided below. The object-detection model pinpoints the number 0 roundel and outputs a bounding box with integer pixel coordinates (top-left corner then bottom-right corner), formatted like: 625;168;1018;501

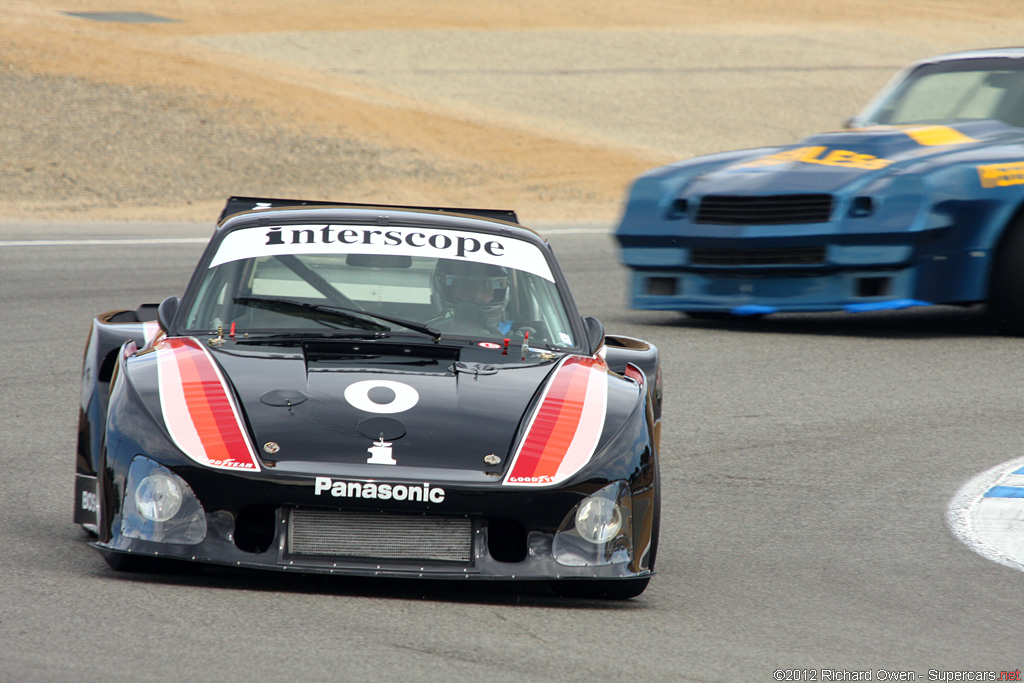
344;380;420;414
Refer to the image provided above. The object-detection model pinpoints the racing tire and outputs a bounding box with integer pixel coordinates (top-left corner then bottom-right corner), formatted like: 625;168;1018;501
682;311;731;320
682;311;765;321
989;216;1024;335
550;577;650;600
101;550;201;575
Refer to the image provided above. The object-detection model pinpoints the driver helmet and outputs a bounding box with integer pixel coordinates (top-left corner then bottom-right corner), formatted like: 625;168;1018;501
432;260;509;325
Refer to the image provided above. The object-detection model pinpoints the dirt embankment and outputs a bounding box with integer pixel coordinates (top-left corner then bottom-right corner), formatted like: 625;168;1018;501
3;0;1023;224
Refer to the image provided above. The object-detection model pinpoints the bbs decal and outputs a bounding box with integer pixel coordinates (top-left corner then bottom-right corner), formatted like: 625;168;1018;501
80;490;99;513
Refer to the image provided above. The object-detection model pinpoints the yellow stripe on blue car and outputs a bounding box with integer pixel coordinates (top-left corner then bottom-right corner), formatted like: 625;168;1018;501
977;161;1024;188
899;125;977;147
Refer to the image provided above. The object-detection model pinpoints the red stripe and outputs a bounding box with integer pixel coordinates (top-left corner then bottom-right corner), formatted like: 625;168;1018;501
527;362;590;479
189;351;238;463
167;338;255;468
508;357;594;482
176;344;231;463
511;367;572;476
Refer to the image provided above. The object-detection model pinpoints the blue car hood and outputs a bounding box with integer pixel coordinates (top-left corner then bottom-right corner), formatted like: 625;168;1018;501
689;121;1020;195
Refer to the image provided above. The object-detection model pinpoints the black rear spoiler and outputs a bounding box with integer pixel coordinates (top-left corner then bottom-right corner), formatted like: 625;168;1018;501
218;196;518;225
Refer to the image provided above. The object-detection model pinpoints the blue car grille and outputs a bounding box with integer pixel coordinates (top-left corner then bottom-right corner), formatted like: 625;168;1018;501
691;246;826;266
695;194;833;225
287;509;474;563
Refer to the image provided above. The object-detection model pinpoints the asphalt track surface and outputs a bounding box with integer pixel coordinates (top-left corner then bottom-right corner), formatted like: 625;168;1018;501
3;220;1024;681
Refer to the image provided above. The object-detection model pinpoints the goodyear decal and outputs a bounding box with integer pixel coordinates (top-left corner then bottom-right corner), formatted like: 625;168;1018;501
503;355;608;487
738;146;891;171
156;337;261;471
977;161;1024;188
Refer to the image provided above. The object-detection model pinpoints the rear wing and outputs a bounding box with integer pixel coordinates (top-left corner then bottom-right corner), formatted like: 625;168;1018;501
219;196;518;225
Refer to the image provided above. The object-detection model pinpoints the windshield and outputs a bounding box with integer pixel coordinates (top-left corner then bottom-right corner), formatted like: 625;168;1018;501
183;223;577;348
859;57;1024;127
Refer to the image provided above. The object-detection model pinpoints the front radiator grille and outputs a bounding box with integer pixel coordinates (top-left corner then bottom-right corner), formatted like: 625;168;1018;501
695;194;833;225
691;246;826;266
287;509;473;563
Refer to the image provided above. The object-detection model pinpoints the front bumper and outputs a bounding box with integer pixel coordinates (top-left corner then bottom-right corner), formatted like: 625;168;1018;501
93;512;650;581
624;247;989;314
81;470;655;582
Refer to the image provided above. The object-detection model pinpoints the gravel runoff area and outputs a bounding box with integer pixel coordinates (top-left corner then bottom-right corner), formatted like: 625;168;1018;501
0;67;479;222
5;0;1024;224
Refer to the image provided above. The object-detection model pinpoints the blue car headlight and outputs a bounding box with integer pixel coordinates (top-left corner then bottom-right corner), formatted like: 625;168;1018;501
552;481;633;566
121;456;207;544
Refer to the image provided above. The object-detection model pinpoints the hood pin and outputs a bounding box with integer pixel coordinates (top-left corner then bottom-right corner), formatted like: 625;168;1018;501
209;325;226;347
484;454;501;466
263;442;280;454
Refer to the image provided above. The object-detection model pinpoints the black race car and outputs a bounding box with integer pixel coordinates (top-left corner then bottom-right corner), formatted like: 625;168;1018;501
75;197;661;599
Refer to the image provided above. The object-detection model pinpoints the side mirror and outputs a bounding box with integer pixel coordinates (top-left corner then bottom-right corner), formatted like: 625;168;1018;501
581;316;605;356
157;296;180;333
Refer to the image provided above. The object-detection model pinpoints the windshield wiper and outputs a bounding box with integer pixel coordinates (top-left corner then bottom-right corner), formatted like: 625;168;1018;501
234;297;441;341
334;306;442;342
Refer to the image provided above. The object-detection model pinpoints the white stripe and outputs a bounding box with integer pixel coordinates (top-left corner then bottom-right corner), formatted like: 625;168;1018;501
0;238;207;247
552;363;608;483
157;342;212;466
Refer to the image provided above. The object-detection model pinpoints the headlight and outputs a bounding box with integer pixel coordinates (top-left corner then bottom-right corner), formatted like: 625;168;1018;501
553;481;632;566
574;496;622;544
135;474;183;522
121;456;207;544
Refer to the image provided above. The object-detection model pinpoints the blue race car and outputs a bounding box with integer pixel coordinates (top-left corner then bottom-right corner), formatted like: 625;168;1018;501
615;48;1024;332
